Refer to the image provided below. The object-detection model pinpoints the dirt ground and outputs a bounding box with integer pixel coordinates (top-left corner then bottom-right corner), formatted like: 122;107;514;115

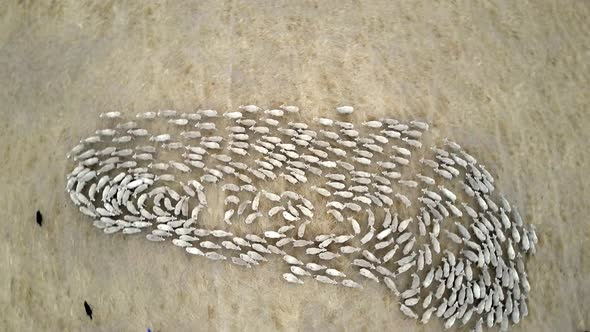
0;1;589;331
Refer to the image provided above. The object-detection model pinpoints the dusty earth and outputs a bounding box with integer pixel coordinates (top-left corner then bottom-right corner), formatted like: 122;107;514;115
0;1;589;331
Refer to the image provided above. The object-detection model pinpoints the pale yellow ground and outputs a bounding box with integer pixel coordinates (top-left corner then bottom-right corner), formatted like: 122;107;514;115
0;1;589;331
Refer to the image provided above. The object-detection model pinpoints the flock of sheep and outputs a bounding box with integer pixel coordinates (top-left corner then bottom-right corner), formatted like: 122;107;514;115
65;104;537;331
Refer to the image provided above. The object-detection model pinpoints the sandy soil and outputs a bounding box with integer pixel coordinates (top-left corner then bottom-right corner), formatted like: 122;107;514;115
1;1;589;331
